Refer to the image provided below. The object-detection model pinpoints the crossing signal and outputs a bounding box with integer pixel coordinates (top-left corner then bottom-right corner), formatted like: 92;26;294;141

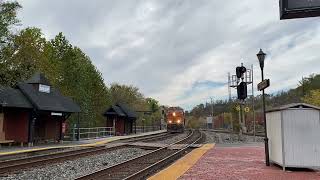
237;82;247;100
236;66;247;79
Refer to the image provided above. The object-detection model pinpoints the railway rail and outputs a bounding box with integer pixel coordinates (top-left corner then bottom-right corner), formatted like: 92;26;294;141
76;130;203;180
0;131;173;176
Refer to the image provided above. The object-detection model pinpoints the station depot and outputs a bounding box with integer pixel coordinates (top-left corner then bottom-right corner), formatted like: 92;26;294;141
0;73;80;146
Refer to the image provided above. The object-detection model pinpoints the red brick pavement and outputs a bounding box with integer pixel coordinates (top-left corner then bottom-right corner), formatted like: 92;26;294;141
180;145;320;180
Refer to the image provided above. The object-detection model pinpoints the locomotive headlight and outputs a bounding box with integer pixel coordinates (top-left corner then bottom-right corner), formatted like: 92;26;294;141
168;120;172;124
177;119;181;124
173;112;176;117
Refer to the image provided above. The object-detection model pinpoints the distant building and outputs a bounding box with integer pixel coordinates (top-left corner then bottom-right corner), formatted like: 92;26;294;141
104;103;137;135
0;73;80;145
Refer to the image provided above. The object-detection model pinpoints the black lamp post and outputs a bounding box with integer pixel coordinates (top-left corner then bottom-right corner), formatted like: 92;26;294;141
257;49;270;166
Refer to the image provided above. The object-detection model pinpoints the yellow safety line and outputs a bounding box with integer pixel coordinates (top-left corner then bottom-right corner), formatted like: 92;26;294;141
148;144;215;180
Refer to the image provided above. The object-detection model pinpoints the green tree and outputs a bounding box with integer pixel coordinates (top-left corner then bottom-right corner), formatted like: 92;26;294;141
0;28;47;86
0;1;21;45
302;89;320;107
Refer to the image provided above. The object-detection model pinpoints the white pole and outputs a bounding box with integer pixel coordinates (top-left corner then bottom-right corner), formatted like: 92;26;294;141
252;64;256;141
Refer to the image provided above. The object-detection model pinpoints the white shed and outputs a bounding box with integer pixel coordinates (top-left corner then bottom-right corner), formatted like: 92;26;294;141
266;103;320;170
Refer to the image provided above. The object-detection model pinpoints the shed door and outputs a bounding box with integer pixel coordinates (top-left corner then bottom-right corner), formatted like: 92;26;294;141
283;109;320;167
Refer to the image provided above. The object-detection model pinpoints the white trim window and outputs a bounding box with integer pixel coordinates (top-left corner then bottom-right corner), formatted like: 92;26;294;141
39;84;50;93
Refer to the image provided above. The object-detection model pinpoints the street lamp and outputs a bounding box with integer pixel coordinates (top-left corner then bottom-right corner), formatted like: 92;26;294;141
257;49;270;166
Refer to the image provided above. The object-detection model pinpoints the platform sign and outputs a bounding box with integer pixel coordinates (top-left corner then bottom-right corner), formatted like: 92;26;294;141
280;0;320;20
258;79;270;91
206;117;213;124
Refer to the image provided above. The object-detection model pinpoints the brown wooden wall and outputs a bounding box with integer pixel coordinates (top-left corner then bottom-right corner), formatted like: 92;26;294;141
3;108;30;143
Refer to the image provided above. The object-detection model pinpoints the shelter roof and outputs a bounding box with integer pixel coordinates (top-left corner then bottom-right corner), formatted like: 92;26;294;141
267;103;320;113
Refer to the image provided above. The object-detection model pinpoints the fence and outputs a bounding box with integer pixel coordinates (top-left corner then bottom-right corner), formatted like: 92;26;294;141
68;125;165;141
70;127;115;140
135;126;163;134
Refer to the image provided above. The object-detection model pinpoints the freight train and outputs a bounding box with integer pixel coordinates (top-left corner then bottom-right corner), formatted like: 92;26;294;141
165;107;185;133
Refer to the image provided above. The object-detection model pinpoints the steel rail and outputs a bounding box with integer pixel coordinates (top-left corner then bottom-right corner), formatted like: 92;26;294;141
121;132;174;143
0;145;123;175
124;131;203;180
76;130;201;180
0;131;172;175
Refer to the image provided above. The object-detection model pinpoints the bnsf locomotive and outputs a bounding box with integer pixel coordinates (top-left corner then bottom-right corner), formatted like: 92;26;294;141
166;107;185;133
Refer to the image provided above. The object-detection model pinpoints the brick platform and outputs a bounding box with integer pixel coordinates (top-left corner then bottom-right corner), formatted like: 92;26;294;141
180;145;320;180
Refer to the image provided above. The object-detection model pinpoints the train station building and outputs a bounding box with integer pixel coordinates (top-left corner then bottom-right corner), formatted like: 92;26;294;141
0;73;80;145
104;103;137;135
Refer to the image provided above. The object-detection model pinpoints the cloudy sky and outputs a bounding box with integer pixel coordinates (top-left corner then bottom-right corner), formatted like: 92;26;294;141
16;0;320;110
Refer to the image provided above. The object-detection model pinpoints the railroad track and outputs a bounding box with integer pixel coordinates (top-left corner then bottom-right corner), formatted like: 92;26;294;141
76;130;203;180
0;131;174;176
120;132;176;143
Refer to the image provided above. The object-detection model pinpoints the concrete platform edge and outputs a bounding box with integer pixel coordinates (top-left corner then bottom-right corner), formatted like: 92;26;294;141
148;143;215;180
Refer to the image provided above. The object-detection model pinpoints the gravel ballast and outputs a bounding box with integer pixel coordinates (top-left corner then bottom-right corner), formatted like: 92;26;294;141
203;130;264;144
3;147;151;180
153;132;189;144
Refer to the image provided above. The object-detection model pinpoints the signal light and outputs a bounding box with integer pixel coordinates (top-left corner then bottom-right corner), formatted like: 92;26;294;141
236;66;247;79
237;82;247;100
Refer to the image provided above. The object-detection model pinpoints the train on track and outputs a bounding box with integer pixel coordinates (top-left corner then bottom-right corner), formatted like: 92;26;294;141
165;107;185;133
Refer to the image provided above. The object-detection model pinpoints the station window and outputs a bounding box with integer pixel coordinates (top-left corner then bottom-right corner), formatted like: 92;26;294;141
39;84;50;93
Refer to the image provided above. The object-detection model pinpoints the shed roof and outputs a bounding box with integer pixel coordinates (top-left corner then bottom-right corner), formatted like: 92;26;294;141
104;103;137;119
117;103;137;118
0;86;33;109
18;83;80;113
267;103;320;113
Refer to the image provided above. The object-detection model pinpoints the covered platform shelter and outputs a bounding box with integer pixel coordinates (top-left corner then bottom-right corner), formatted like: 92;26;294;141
104;103;137;135
0;73;80;145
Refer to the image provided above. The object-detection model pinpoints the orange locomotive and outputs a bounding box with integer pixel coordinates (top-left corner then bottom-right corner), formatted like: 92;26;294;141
165;107;185;133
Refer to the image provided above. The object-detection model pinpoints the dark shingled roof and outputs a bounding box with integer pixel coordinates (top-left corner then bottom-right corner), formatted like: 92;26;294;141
117;103;137;119
25;72;51;85
104;103;137;119
0;86;33;109
18;83;80;113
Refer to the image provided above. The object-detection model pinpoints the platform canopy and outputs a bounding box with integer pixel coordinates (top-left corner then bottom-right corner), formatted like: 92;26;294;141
104;103;137;120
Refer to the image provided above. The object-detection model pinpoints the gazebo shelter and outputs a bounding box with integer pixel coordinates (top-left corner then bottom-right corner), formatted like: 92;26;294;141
104;103;137;135
0;73;80;146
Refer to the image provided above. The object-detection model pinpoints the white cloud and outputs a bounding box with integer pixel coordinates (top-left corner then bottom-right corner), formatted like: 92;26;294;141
16;0;320;110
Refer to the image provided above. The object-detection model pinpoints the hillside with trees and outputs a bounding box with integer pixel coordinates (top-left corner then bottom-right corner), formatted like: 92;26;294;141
0;1;161;128
187;74;320;129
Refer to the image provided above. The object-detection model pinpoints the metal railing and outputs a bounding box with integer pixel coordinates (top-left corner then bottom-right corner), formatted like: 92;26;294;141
70;127;115;140
135;126;162;134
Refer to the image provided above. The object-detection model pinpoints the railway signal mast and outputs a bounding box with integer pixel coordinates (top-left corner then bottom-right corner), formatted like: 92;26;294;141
236;64;248;136
229;64;254;136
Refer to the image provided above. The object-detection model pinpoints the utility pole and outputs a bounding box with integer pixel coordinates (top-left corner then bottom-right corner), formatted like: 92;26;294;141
210;97;214;129
251;64;256;141
228;73;232;101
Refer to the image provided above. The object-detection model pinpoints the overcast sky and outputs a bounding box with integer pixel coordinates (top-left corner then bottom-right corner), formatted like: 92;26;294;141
16;0;320;110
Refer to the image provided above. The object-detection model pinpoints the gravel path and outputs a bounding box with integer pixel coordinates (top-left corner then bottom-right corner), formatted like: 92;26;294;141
2;147;151;180
203;131;264;144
